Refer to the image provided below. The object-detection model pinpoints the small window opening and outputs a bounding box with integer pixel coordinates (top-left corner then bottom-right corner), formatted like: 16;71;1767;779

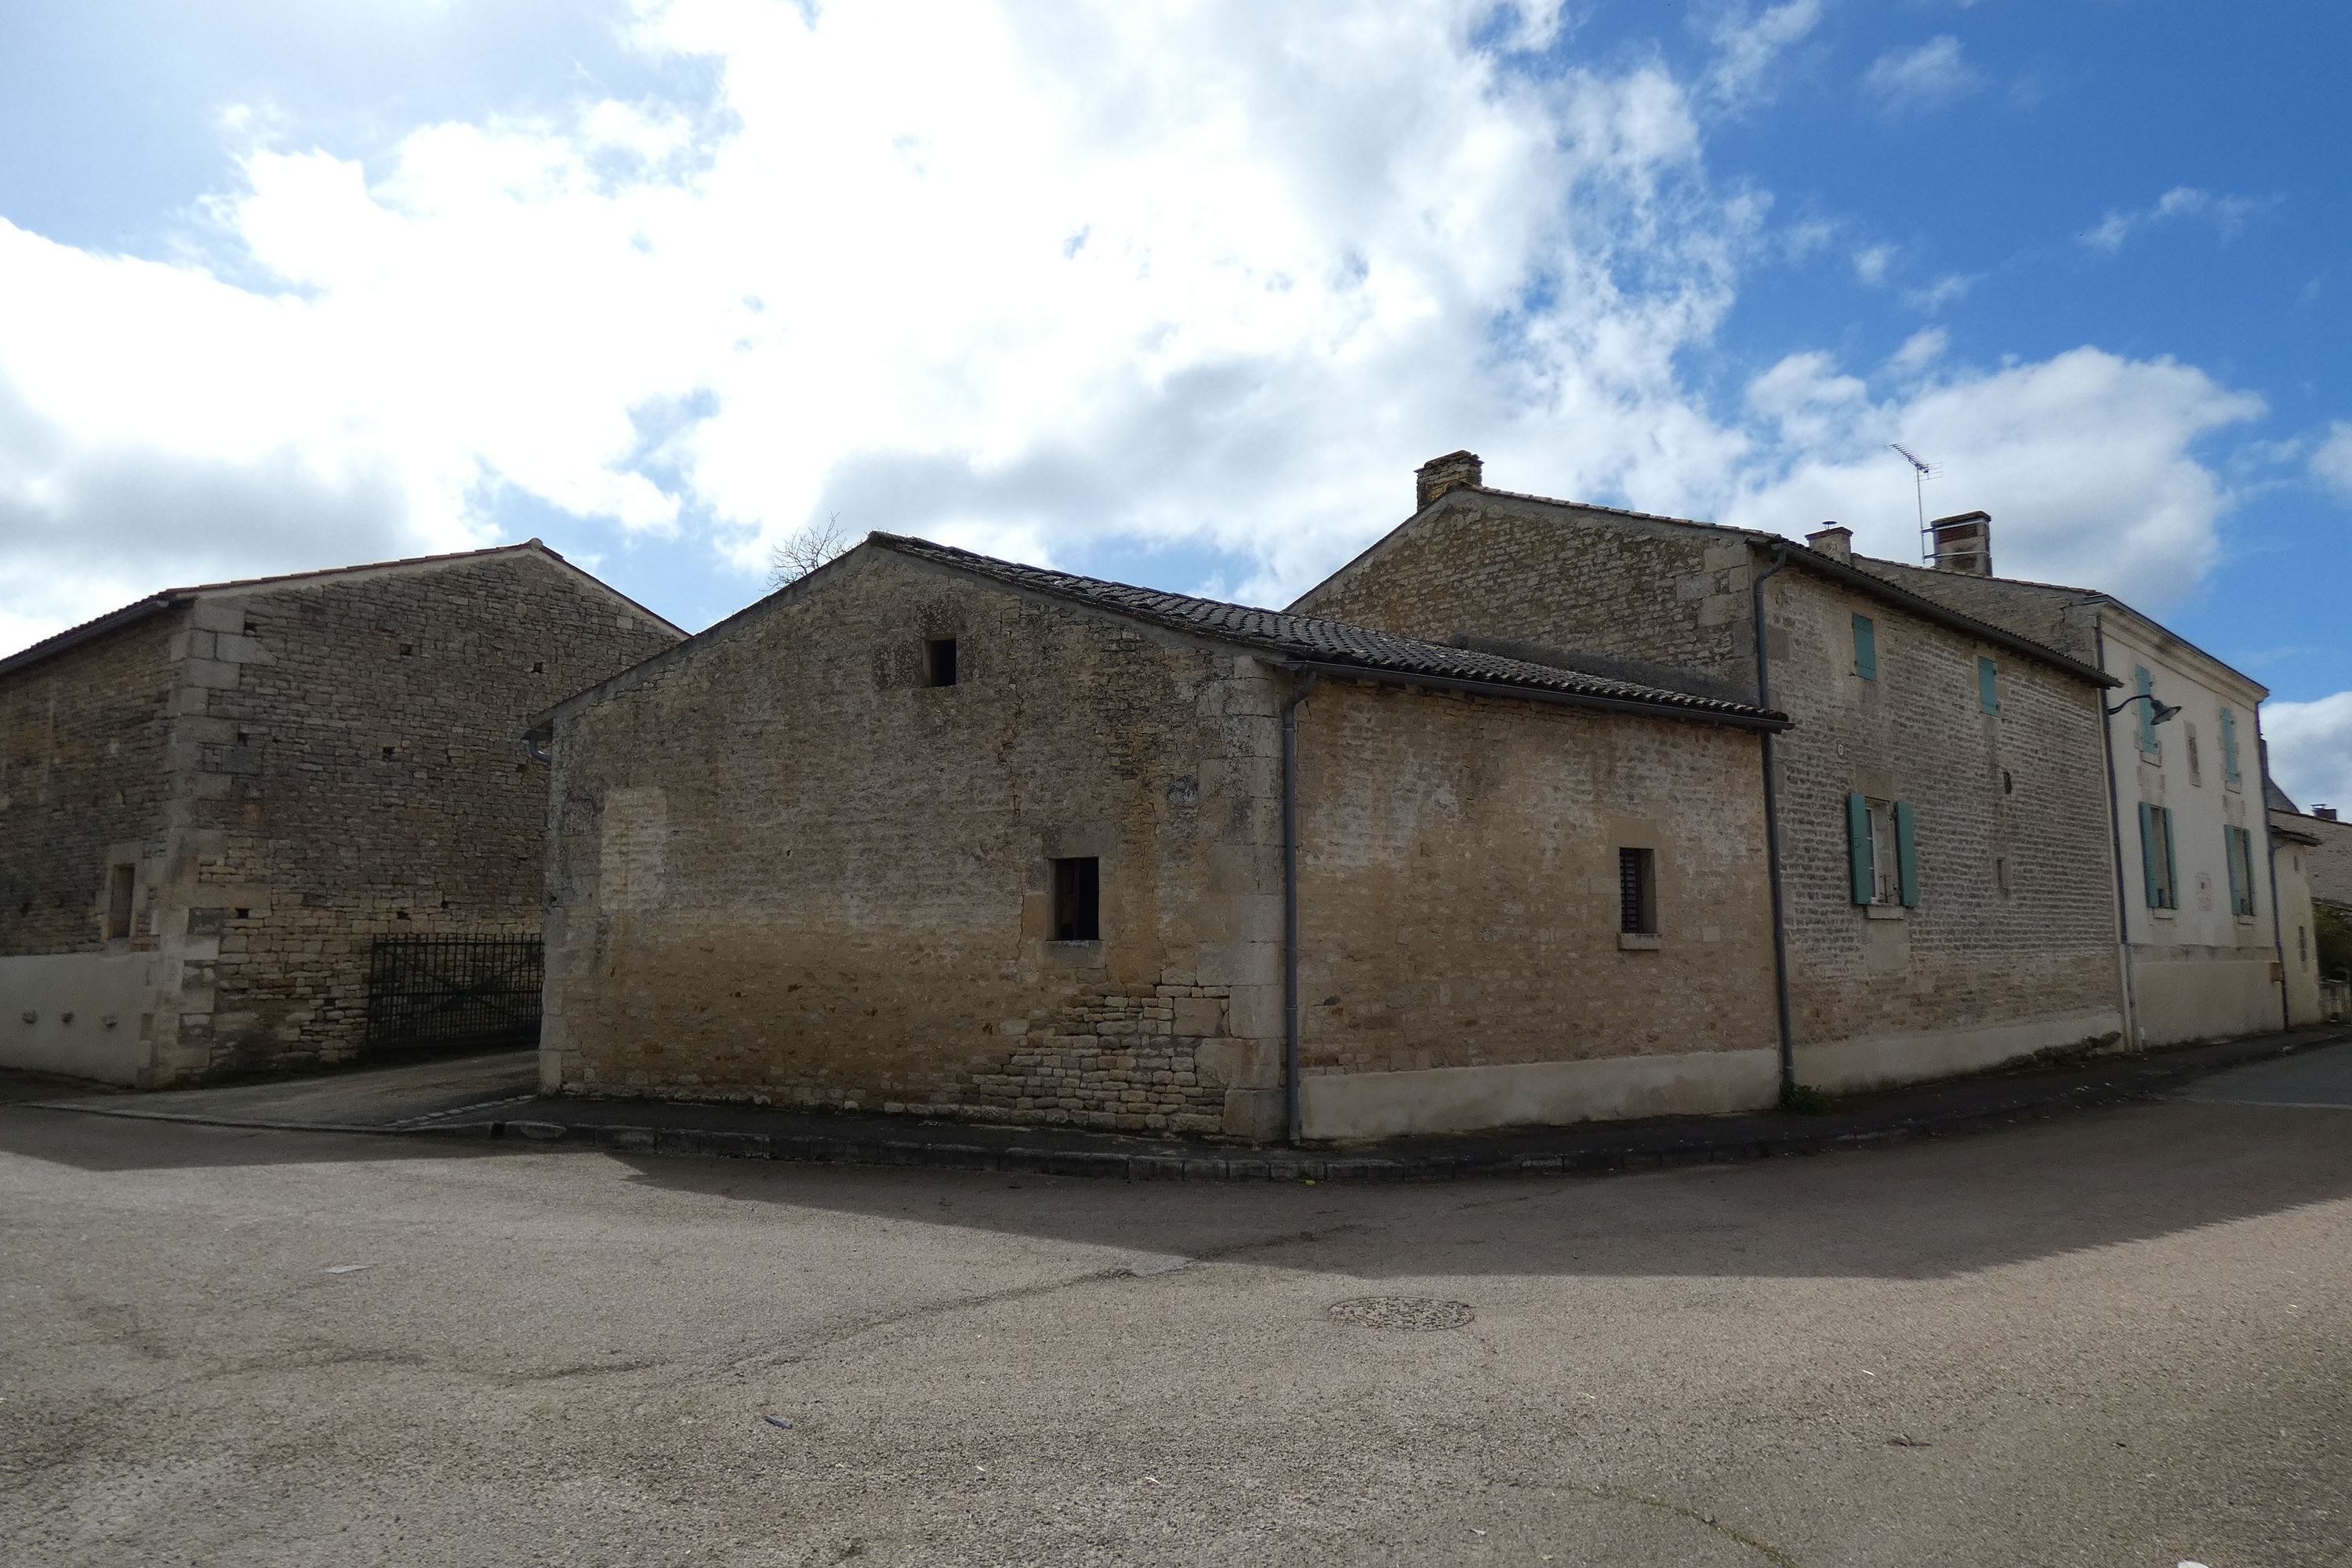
381;746;396;760
925;637;960;688
531;661;544;674
1617;848;1657;935
104;864;135;940
399;643;414;656
234;908;250;920
1869;800;1900;906
242;618;256;633
1051;856;1099;942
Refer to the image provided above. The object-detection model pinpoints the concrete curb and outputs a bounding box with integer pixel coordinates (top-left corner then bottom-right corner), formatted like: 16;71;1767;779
395;1029;2347;1182
28;1028;2343;1183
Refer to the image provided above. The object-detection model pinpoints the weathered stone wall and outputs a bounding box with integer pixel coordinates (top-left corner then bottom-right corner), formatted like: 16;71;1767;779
1851;555;2100;662
543;550;1290;1138
0;614;182;956
2289;810;2352;910
1294;489;2125;1086
1292;678;1779;1135
1760;571;2124;1078
1291;494;1757;690
158;550;681;1080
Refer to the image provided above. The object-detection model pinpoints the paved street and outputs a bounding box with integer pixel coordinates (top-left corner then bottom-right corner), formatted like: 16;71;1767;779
4;1046;2350;1567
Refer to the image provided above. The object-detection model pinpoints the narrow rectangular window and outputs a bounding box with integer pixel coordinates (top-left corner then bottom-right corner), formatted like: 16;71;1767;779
1976;656;1999;714
1852;614;1878;681
2225;826;2257;917
104;864;135;939
2134;666;2159;758
1617;848;1657;935
2220;706;2241;785
2187;726;2202;786
1852;796;1904;907
1051;856;1099;942
924;637;960;688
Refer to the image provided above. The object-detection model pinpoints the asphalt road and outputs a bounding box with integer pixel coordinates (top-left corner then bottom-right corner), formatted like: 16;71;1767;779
3;1047;2349;1568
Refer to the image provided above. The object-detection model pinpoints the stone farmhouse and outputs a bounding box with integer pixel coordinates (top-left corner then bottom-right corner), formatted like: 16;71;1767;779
1292;454;2131;1095
535;533;1790;1142
2270;779;2350;1024
1851;529;2309;1044
0;543;682;1086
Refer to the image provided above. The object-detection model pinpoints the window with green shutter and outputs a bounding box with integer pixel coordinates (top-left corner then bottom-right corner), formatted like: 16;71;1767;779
2139;802;2179;909
2133;666;2159;758
1852;614;1877;681
2220;707;2241;785
1894;801;1921;906
1847;792;1875;903
2224;826;2257;916
1977;656;1999;714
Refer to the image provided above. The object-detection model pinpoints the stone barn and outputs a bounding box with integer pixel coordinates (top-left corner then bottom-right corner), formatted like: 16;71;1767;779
537;534;1788;1142
0;542;682;1086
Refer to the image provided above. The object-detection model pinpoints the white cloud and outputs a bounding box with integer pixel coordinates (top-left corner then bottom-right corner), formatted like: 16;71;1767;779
2079;185;2272;253
1902;271;1976;312
2267;694;2352;812
1888;327;1948;374
0;0;2281;652
1723;347;2263;605
1705;0;1824;110
2310;421;2352;500
1861;35;1982;114
1852;244;1896;285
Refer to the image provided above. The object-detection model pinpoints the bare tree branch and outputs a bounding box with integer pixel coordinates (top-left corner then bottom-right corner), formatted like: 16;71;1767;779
766;513;851;590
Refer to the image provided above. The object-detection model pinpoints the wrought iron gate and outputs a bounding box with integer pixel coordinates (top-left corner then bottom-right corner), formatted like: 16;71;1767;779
364;934;543;1054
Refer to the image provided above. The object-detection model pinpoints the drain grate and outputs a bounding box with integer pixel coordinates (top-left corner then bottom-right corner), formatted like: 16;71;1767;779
1327;1296;1475;1331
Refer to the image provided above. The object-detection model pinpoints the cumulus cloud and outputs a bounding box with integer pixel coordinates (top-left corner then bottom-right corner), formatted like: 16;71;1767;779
1861;35;1982;115
2310;420;2352;500
0;0;2284;652
2267;694;2352;812
1704;0;1824;110
1723;347;2263;604
2080;186;2273;253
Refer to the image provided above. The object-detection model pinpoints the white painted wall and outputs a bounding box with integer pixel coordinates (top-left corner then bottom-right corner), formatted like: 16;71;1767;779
0;952;159;1084
2101;615;2283;1045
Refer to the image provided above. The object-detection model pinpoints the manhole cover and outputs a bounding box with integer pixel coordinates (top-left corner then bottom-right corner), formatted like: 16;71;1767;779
1327;1296;1475;1331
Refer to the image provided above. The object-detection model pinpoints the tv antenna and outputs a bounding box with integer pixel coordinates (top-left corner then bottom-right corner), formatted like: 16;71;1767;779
1889;443;1943;564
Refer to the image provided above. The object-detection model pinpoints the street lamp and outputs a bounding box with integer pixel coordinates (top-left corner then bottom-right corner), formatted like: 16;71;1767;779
2106;691;2182;724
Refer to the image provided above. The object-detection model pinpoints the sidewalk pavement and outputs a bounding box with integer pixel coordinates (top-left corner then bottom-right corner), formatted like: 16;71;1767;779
27;1025;2345;1182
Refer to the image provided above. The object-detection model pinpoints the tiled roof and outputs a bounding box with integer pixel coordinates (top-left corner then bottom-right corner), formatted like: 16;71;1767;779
871;533;1785;725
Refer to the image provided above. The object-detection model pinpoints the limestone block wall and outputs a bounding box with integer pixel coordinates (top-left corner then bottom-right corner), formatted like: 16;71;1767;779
542;550;1289;1138
1290;495;1757;691
159;551;681;1080
1292;680;1778;1138
0;615;183;1079
1761;570;2124;1083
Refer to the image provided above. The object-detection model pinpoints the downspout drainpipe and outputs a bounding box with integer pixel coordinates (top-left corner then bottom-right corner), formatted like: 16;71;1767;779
1750;547;1797;1101
1281;671;1321;1145
2093;622;2140;1049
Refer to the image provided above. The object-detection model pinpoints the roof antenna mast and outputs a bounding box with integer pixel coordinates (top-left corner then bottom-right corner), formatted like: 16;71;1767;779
1889;443;1943;564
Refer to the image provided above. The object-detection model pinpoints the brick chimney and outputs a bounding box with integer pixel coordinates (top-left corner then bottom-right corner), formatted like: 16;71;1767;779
1806;524;1852;562
1415;450;1483;510
1928;510;1994;576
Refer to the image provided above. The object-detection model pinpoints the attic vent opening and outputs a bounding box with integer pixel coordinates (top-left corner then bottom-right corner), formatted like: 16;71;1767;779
925;637;960;688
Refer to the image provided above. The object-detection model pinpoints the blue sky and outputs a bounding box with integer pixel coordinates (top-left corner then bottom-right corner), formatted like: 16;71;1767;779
1;0;2347;797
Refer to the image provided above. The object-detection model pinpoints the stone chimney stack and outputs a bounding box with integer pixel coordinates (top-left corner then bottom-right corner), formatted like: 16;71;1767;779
1928;510;1994;576
2316;806;2339;821
1806;524;1852;562
1415;450;1483;510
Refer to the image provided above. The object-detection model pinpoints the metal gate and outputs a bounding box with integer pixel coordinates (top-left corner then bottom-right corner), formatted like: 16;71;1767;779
364;934;543;1054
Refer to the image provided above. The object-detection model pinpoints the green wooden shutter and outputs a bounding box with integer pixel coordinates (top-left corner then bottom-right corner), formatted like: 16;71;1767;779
2224;826;2245;916
2138;802;2160;908
1847;793;1875;904
2134;666;2158;755
1977;657;1999;714
2220;708;2241;783
2159;807;2177;909
1895;801;1921;907
1853;615;1877;681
